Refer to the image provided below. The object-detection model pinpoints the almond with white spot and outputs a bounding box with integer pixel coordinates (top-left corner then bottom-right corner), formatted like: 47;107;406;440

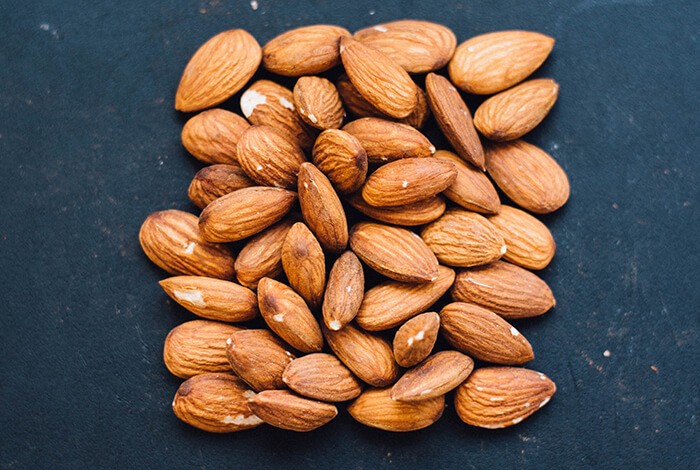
348;193;446;227
488;205;556;270
435;150;501;215
293;76;344;130
391;351;474;402
282;353;362;402
322;251;364;331
181;109;250;165
226;329;296;391
236;125;306;189
312;129;368;194
281;222;326;310
342;117;434;164
248;390;338;432
188;164;255;209
393;312;440;368
348;387;444;432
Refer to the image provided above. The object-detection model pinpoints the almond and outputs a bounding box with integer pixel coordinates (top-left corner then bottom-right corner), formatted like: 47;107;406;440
175;29;261;112
293;76;345;130
361;157;456;207
339;36;418;119
485;140;570;214
354;20;456;73
425;73;485;169
281;222;326;310
163;320;241;379
451;261;555;319
159;276;258;323
248;390;338;432
282;353;362;402
488;205;556;270
298;162;349;252
391;351;474;402
188;164;255;209
356;265;454;331
257;278;324;353
435;150;501;214
454;367;556;428
226;329;295;391
172;373;263;432
198;186;296;243
139;210;235;279
323;324;400;387
322;251;365;331
348;388;444;432
421;210;505;267
181;109;250;164
393;312;440;368
440;302;534;364
474;79;559;141
312;129;368;194
262;24;351;76
236;125;306;189
449;30;555;95
348;193;446;227
342;117;434;164
349;222;439;283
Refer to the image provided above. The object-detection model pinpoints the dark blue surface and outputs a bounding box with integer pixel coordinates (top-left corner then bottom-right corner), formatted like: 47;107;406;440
1;1;698;468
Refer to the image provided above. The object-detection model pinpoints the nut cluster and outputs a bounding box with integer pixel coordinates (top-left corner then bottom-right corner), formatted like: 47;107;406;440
140;20;569;433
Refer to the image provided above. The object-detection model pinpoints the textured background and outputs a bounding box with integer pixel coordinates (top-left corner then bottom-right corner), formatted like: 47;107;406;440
1;0;698;468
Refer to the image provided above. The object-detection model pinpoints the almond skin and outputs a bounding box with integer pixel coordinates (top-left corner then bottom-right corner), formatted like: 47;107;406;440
281;222;326;310
474;78;559;141
262;24;351;76
425;73;485;169
322;251;365;331
323;324;400;387
342;117;435;164
198;186;297;243
283;353;362;402
348;388;444;432
293;76;345;130
393;312;440;368
181;109;250;165
361;158;457;207
454;367;556;429
188;164;255;209
176;29;261;112
488;205;556;270
236;125;306;189
226;329;295;391
421;210;506;267
391;351;474;402
356;265;454;331
440;302;534;364
257;278;324;353
159;276;258;323
449;30;555;95
348;194;446;227
163;320;241;379
312;129;368;195
485;140;570;214
139;210;235;279
435;150;500;214
172;373;263;433
248;390;338;432
349;222;439;283
451;261;555;319
354;20;457;73
339;36;418;119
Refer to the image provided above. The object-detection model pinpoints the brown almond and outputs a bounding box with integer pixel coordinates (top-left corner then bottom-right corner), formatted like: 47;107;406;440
181;109;250;165
339;36;418;119
226;329;295;391
248;390;338;432
485;140;570;214
348;387;444;432
349;222;439;283
262;25;351;76
159;276;258;323
356;265;454;331
449;30;555;95
393;312;441;368
172;373;263;433
474;79;559;141
293;76;345;130
421;210;506;267
322;251;365;331
236;125;306;189
163;320;241;379
139;210;235;279
489;205;556;270
188;164;255;209
435;150;501;214
440;302;534;364
454;367;556;428
198;186;296;243
312;129;368;194
391;351;474;402
281;222;326;310
282;353;362;402
348;193;446;227
342;117;434;164
175;29;261;112
451;261;555;319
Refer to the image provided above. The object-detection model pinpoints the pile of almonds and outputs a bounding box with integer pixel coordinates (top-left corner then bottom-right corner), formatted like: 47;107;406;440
140;20;569;433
